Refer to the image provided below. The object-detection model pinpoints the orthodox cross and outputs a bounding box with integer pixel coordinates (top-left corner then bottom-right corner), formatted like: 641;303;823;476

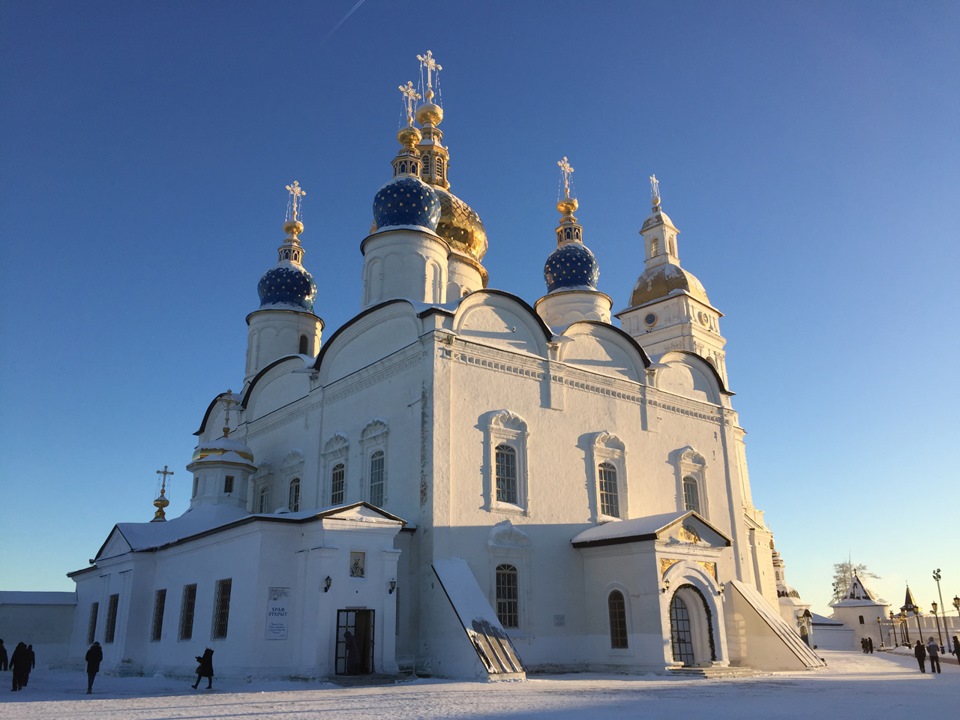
285;181;306;223
558;157;575;198
649;174;661;206
222;390;236;438
399;81;420;126
156;465;174;493
417;50;442;92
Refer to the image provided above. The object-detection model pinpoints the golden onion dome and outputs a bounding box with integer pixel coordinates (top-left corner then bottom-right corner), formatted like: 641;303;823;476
434;187;487;261
629;263;710;307
191;437;255;464
557;196;579;216
416;101;443;126
397;124;422;148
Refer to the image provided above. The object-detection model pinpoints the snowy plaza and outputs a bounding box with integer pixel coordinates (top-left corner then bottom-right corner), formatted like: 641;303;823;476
1;650;956;719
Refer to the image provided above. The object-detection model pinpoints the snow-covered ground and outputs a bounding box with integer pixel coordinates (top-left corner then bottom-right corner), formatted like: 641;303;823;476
1;650;955;719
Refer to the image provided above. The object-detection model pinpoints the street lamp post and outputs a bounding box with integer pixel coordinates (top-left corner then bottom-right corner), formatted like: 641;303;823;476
932;569;947;650
931;602;944;651
889;611;898;646
876;616;884;649
901;610;911;645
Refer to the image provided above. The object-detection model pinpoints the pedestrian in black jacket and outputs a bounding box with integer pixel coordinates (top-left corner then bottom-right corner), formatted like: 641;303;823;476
85;642;103;694
191;648;214;690
10;643;28;691
914;639;927;673
0;639;8;672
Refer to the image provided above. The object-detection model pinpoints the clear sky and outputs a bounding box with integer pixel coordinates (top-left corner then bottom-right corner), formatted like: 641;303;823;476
1;1;958;617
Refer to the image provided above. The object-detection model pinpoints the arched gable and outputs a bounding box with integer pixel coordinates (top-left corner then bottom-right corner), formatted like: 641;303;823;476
314;300;422;386
654;351;725;404
242;356;313;422
557;321;649;383
453;290;551;357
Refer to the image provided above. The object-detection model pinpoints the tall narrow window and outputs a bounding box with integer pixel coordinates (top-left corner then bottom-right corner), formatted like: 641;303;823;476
608;590;628;649
224;475;234;494
331;463;345;505
151;589;167;642
104;593;119;644
257;485;270;513
495;445;518;504
192;477;199;498
598;462;620;518
495;564;519;628
299;334;309;355
179;584;197;641
683;476;700;513
288;477;300;511
212;578;232;640
369;451;385;506
87;602;99;644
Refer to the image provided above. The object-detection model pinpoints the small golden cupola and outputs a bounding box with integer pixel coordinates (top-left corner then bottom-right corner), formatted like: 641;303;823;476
413;50;488;285
150;465;174;522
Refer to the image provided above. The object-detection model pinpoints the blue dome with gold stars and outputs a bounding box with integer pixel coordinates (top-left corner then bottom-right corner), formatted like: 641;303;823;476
544;242;600;292
258;265;317;311
373;176;442;232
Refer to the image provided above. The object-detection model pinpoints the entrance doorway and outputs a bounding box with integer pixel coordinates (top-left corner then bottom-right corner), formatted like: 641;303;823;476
336;609;374;675
669;584;716;667
670;595;695;665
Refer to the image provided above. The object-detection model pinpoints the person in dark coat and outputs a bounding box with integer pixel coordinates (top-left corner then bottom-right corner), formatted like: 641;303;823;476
952;635;960;662
10;643;28;691
0;639;8;672
191;648;214;689
85;642;103;694
914;639;927;673
22;645;35;686
926;637;941;674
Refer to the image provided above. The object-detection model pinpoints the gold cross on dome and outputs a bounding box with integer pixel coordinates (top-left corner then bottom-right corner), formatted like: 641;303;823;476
417;50;442;91
285;181;306;222
222;390;236;438
399;81;421;125
558;157;574;198
649;174;661;205
156;465;174;491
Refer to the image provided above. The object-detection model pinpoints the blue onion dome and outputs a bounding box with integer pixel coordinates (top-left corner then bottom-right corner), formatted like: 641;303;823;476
544;242;600;292
373;175;441;231
257;220;318;311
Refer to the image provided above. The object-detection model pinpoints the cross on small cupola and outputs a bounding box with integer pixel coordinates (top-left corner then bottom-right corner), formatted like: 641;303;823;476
285;181;306;224
399;81;420;127
151;465;174;522
221;390;236;439
417;50;442;101
649;174;661;210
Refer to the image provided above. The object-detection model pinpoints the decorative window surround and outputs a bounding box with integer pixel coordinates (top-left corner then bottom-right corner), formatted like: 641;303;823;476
482;410;529;515
322;433;350;506
674;446;708;519
587;432;627;523
360;420;388;507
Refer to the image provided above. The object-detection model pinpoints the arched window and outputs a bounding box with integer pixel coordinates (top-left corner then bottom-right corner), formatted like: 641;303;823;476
288;477;300;512
650;237;660;257
257;485;270;513
598;462;620;518
331;463;345;505
495;564;519;628
608;590;628;649
495;445;518;504
369;450;385;506
299;334;309;355
682;476;700;513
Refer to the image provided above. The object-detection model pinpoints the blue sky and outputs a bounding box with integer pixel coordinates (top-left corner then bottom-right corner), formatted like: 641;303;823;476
1;1;958;617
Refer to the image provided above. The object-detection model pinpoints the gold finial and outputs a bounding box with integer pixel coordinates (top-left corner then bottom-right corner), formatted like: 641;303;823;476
650;174;661;209
399;81;421;127
152;465;173;522
558;157;575;199
221;390;236;439
556;156;579;217
285;181;306;224
417;50;442;101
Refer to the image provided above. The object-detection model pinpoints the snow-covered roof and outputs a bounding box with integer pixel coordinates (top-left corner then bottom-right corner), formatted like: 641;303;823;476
571;510;731;547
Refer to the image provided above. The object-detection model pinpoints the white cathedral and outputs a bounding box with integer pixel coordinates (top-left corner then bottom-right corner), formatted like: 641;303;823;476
66;52;823;680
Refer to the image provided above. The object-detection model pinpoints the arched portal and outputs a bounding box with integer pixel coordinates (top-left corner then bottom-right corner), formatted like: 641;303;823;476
669;584;716;666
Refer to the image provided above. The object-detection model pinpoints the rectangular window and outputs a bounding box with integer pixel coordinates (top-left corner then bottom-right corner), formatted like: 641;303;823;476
104;593;120;643
683;477;700;514
212;578;232;639
257;485;270;513
495;445;518;504
179;584;197;641
599;463;620;518
151;589;167;642
224;475;234;493
369;451;385;506
496;564;519;628
87;602;99;644
608;591;628;648
288;478;300;511
331;463;345;505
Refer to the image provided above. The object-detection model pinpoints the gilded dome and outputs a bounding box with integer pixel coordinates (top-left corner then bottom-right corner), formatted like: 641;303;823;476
416;101;443;126
434;187;487;261
629;263;710;307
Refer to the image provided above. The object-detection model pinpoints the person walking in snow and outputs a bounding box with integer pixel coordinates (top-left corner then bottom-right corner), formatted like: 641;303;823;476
10;642;28;691
0;639;8;672
952;635;960;661
913;639;927;673
926;637;941;674
85;642;103;694
191;648;214;689
22;645;35;686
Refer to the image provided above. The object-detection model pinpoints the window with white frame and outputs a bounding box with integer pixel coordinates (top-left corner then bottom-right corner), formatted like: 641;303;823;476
257;484;270;513
587;432;626;522
608;590;628;649
361;420;388;507
483;410;529;514
281;451;304;512
288;477;300;511
674;447;708;518
495;564;519;628
322;433;350;506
